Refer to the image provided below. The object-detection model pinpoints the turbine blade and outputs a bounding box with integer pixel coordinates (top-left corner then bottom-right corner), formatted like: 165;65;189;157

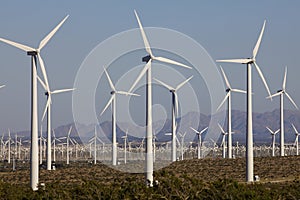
190;127;200;134
68;126;72;137
116;91;140;96
37;75;47;91
200;127;208;134
0;85;5;89
219;65;231;89
216;59;252;64
253;62;271;98
153;78;174;91
174;92;179;118
154;56;192;69
292;124;298;134
39;15;69;50
274;129;280;135
103;67;116;91
266;91;282;99
216;92;230;111
100;95;114;116
51;88;75;94
0;38;35;52
128;60;151;93
42;96;51;121
218;123;225;134
283;66;287;91
134;10;153;56
253;20;266;59
231;89;247;94
285;92;299;109
266;126;273;134
176;76;193;91
37;54;50;92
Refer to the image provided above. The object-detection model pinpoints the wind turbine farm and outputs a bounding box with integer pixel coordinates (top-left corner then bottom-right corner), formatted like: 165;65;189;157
0;1;300;198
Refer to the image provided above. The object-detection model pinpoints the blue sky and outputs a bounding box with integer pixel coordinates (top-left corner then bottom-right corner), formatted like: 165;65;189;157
0;1;299;132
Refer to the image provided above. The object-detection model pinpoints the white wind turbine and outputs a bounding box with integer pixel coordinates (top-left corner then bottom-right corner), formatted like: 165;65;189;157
66;126;72;165
267;67;298;157
128;10;192;187
0;15;69;190
190;127;208;159
100;68;139;166
38;75;74;170
178;132;186;161
7;129;12;164
217;66;246;159
52;130;61;162
154;76;193;162
121;130;128;164
216;20;271;182
291;124;300;156
266;127;279;157
88;126;103;164
218;124;228;159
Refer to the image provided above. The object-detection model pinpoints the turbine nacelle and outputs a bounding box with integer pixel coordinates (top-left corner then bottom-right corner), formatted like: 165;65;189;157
110;91;116;95
27;51;37;56
142;55;151;63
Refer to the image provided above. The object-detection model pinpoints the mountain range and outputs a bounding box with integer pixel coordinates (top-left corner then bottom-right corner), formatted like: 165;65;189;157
8;109;300;146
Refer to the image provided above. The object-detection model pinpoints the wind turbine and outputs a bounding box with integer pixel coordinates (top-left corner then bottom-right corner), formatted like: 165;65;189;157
154;76;193;162
100;68;139;166
121;130;128;164
216;20;271;182
66;126;72;165
190;127;208;159
88;126;103;164
52;130;61;162
128;10;192;187
38;75;74;170
218;124;229;159
178;132;186;161
291;124;300;156
267;67;298;156
217;66;246;159
266;127;280;157
0;15;69;190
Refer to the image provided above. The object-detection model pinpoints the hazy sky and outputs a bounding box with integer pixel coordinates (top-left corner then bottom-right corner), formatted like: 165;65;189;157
0;1;299;132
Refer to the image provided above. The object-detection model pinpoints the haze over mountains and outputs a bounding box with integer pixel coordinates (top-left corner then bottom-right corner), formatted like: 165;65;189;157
10;109;300;145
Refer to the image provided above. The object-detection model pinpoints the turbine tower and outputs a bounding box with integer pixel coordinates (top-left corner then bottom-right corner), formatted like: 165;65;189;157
128;10;192;187
100;68;139;166
267;67;298;156
190;127;208;159
154;76;193;162
0;15;68;190
217;66;246;159
216;20;271;182
266;127;279;157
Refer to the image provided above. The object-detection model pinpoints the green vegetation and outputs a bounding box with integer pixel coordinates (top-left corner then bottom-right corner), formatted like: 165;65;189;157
0;156;299;199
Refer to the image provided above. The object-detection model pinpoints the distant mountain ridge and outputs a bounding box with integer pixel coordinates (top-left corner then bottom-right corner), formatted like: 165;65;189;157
9;109;300;145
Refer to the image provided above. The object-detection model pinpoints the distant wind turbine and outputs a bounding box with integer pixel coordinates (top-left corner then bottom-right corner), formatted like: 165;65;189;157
0;15;69;190
100;68;139;166
217;20;271;182
154;76;193;162
291;124;300;156
128;10;192;187
267;67;298;157
266;127;280;157
218;124;228;159
38;75;74;170
190;127;208;159
217;65;246;159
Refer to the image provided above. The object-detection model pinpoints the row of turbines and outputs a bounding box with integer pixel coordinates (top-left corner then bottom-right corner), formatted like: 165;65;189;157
0;10;299;190
1;126;300;166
